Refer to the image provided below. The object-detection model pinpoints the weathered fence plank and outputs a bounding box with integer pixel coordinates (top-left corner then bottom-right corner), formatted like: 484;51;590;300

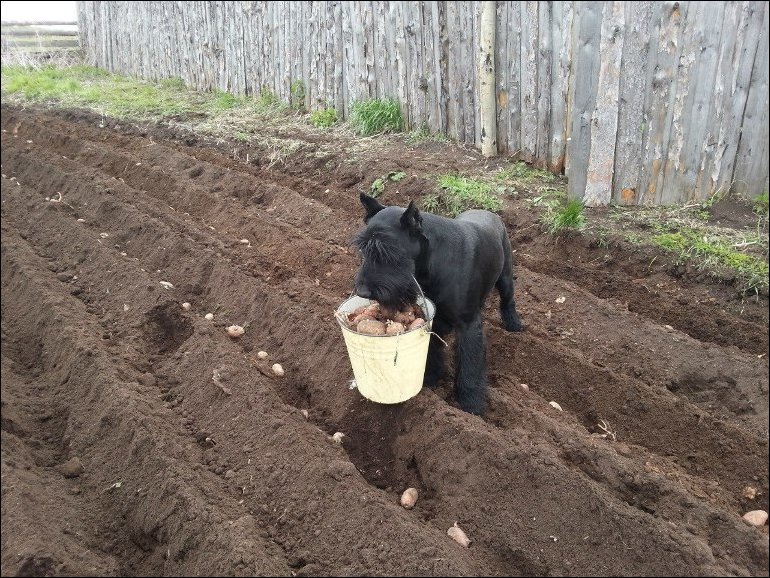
77;0;769;205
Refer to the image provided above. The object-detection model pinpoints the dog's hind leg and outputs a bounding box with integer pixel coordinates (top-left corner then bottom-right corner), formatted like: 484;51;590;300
496;235;524;332
454;316;488;415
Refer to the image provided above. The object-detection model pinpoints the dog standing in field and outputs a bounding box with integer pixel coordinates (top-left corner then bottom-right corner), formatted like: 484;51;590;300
353;192;524;415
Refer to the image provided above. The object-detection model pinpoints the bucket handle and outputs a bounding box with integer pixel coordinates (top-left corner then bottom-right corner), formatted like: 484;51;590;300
411;276;448;347
411;275;429;318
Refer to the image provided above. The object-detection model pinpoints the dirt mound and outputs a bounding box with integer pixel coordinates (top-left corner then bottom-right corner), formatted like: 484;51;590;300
1;106;767;576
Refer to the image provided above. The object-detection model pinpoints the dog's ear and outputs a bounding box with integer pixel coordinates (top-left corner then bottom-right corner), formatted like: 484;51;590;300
360;192;386;222
400;201;422;235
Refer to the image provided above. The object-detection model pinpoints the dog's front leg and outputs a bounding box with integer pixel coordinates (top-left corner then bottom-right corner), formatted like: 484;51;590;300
454;315;487;415
424;317;450;388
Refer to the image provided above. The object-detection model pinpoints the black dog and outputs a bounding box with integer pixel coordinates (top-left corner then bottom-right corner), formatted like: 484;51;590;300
353;192;523;415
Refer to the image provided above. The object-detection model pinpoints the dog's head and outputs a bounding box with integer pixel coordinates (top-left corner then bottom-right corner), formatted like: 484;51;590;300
352;193;424;309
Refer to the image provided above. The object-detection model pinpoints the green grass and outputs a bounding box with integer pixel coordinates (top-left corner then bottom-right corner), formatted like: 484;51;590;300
653;230;769;294
350;97;403;136
542;199;586;234
1;65;291;131
309;108;338;128
406;125;449;145
422;174;503;216
495;161;556;184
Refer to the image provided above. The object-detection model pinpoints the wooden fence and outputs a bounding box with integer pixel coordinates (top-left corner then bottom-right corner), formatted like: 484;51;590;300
1;21;80;56
77;1;769;205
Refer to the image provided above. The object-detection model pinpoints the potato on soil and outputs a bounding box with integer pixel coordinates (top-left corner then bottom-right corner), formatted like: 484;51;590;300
386;321;406;335
408;318;426;331
400;488;418;509
447;522;471;547
226;325;245;338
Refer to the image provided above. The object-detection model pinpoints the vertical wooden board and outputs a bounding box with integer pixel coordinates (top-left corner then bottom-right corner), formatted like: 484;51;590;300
640;1;688;205
611;1;654;204
584;1;624;206
732;2;770;198
674;2;727;201
548;1;572;173
341;2;355;108
412;0;427;131
333;1;345;117
708;2;764;196
566;1;602;200
506;1;522;156
306;2;316;108
426;1;439;132
536;1;552;166
350;0;364;102
414;0;428;131
465;2;481;146
363;0;376;100
284;1;292;99
242;1;254;96
415;2;428;130
461;3;476;146
381;1;397;102
311;1;320;105
445;1;463;142
437;0;450;137
392;1;409;127
371;1;384;99
291;1;300;101
659;2;716;203
495;2;510;153
519;2;540;162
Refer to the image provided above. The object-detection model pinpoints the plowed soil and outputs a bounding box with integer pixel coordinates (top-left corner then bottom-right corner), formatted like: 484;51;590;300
1;105;768;577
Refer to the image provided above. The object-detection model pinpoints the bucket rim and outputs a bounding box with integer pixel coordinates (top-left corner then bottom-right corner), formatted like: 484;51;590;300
335;295;435;337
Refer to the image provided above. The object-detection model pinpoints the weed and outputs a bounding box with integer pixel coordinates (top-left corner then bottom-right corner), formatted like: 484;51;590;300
422;174;503;216
753;191;769;215
370;171;406;197
309;108;338;128
350;97;403;136
258;86;281;107
529;187;565;207
701;188;728;209
290;79;305;110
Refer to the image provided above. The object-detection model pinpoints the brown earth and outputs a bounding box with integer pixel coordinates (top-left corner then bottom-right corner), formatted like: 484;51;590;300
1;104;768;577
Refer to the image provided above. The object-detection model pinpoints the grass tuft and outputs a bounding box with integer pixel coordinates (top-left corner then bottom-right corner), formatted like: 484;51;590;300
309;108;338;128
350;97;403;136
542;199;586;234
422;174;503;216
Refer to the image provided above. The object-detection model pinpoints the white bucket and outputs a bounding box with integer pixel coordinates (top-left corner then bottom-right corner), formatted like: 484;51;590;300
336;295;436;404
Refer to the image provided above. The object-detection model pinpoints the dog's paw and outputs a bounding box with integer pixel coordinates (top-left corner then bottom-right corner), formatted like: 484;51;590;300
502;313;525;332
457;396;486;416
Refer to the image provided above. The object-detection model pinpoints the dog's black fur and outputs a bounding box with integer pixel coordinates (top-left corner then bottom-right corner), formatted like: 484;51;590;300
353;193;523;415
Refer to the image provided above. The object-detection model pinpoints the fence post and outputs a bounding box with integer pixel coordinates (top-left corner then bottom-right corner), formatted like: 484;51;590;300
479;1;497;157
